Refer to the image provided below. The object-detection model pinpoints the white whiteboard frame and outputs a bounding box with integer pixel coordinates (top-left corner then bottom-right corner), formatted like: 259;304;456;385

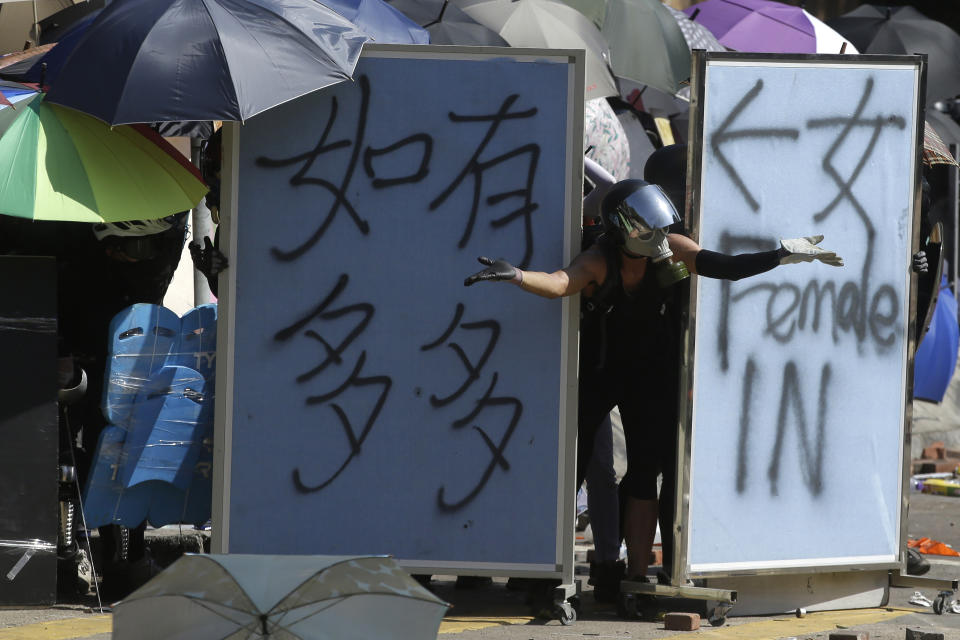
211;45;584;584
675;51;926;579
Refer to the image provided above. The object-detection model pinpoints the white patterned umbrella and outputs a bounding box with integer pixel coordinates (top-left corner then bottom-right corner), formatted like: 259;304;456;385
112;554;450;639
664;4;724;52
584;97;631;181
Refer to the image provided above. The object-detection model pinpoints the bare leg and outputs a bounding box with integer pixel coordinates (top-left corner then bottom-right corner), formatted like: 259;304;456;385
623;497;658;580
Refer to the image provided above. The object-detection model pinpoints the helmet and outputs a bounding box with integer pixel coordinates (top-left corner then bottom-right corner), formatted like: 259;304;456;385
92;216;181;262
92;218;175;241
600;179;679;259
643;144;687;214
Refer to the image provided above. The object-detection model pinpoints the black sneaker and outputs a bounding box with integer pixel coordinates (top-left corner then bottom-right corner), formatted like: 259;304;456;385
455;575;493;589
592;561;626;603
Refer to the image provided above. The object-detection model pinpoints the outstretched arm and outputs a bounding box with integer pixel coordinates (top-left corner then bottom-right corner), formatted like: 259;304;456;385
464;248;606;299
668;233;843;281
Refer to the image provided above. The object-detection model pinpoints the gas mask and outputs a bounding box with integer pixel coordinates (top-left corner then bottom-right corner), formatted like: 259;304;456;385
602;180;690;287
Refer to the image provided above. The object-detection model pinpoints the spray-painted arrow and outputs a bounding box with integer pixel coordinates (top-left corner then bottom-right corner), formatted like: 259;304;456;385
710;79;800;212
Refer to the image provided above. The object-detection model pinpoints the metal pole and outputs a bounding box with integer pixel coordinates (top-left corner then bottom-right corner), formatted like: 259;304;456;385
191;138;216;306
32;0;39;46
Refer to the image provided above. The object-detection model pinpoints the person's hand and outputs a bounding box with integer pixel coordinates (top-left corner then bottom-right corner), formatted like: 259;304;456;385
189;236;228;279
464;256;519;286
912;250;929;274
779;235;843;267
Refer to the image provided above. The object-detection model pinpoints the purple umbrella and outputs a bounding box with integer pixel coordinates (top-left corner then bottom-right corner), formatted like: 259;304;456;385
685;0;815;54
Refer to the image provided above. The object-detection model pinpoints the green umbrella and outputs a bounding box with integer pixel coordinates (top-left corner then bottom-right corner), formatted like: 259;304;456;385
0;95;207;223
562;0;691;96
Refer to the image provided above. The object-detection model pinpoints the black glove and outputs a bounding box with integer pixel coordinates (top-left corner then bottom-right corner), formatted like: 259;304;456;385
912;250;929;274
189;236;228;280
464;256;517;286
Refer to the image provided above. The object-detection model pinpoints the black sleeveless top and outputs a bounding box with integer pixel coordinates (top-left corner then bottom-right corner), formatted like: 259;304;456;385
579;242;683;378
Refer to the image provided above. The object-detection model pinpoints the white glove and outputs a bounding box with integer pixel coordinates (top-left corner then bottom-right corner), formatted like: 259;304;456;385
779;235;843;267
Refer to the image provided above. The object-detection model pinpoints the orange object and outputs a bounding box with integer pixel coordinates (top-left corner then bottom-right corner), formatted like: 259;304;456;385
908;537;960;557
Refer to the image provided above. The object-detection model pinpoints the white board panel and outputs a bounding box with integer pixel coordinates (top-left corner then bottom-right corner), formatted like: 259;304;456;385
213;46;582;575
686;56;922;573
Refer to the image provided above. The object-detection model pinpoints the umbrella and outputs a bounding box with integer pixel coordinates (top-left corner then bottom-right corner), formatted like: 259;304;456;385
0;9;101;87
0;95;208;222
454;0;619;100
685;0;817;54
803;9;858;54
0;79;36;108
914;274;959;403
584;97;630;181
561;0;691;96
827;5;960;104
664;4;724;53
112;554;450;640
385;0;509;46
44;0;371;125
924;110;960;168
0;43;54;74
322;0;430;44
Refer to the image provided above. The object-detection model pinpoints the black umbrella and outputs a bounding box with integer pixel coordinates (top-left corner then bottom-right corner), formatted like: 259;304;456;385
827;5;960;103
385;0;508;45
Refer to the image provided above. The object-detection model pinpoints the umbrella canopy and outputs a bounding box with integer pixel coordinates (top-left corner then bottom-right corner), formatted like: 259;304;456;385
685;0;816;53
0;95;207;222
924;110;960;167
0;79;36;108
0;43;54;76
386;0;509;45
323;0;430;44
827;5;960;104
0;9;100;87
664;4;724;52
44;0;370;125
112;554;450;640
562;0;691;96
454;0;619;100
585;97;630;180
803;9;858;54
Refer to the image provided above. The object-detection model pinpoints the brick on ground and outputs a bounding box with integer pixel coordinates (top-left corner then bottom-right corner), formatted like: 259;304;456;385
830;632;868;640
664;612;700;631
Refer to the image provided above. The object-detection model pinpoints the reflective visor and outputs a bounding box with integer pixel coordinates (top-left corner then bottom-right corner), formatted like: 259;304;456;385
618;183;680;230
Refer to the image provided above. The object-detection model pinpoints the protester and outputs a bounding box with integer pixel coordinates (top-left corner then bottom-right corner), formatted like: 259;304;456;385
190;128;228;296
465;144;843;596
1;211;188;598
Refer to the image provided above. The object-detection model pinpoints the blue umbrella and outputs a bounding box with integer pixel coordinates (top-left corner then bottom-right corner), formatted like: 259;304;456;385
914;274;959;403
323;0;430;43
45;0;371;125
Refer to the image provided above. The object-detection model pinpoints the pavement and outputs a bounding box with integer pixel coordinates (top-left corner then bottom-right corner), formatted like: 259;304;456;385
1;492;959;639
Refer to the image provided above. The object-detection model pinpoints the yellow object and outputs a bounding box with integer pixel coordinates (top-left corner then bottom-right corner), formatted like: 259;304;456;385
920;477;960;497
654;116;675;146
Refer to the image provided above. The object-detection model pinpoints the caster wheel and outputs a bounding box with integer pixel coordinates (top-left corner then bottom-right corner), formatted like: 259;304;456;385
554;602;576;625
933;594;946;615
568;595;581;615
617;593;638;619
709;603;733;626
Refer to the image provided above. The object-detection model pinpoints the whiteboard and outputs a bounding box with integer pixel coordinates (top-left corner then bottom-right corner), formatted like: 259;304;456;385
212;46;583;576
683;54;923;574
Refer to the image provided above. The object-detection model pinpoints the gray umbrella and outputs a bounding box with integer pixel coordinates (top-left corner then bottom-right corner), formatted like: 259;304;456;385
386;0;508;45
454;0;619;100
560;0;691;97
